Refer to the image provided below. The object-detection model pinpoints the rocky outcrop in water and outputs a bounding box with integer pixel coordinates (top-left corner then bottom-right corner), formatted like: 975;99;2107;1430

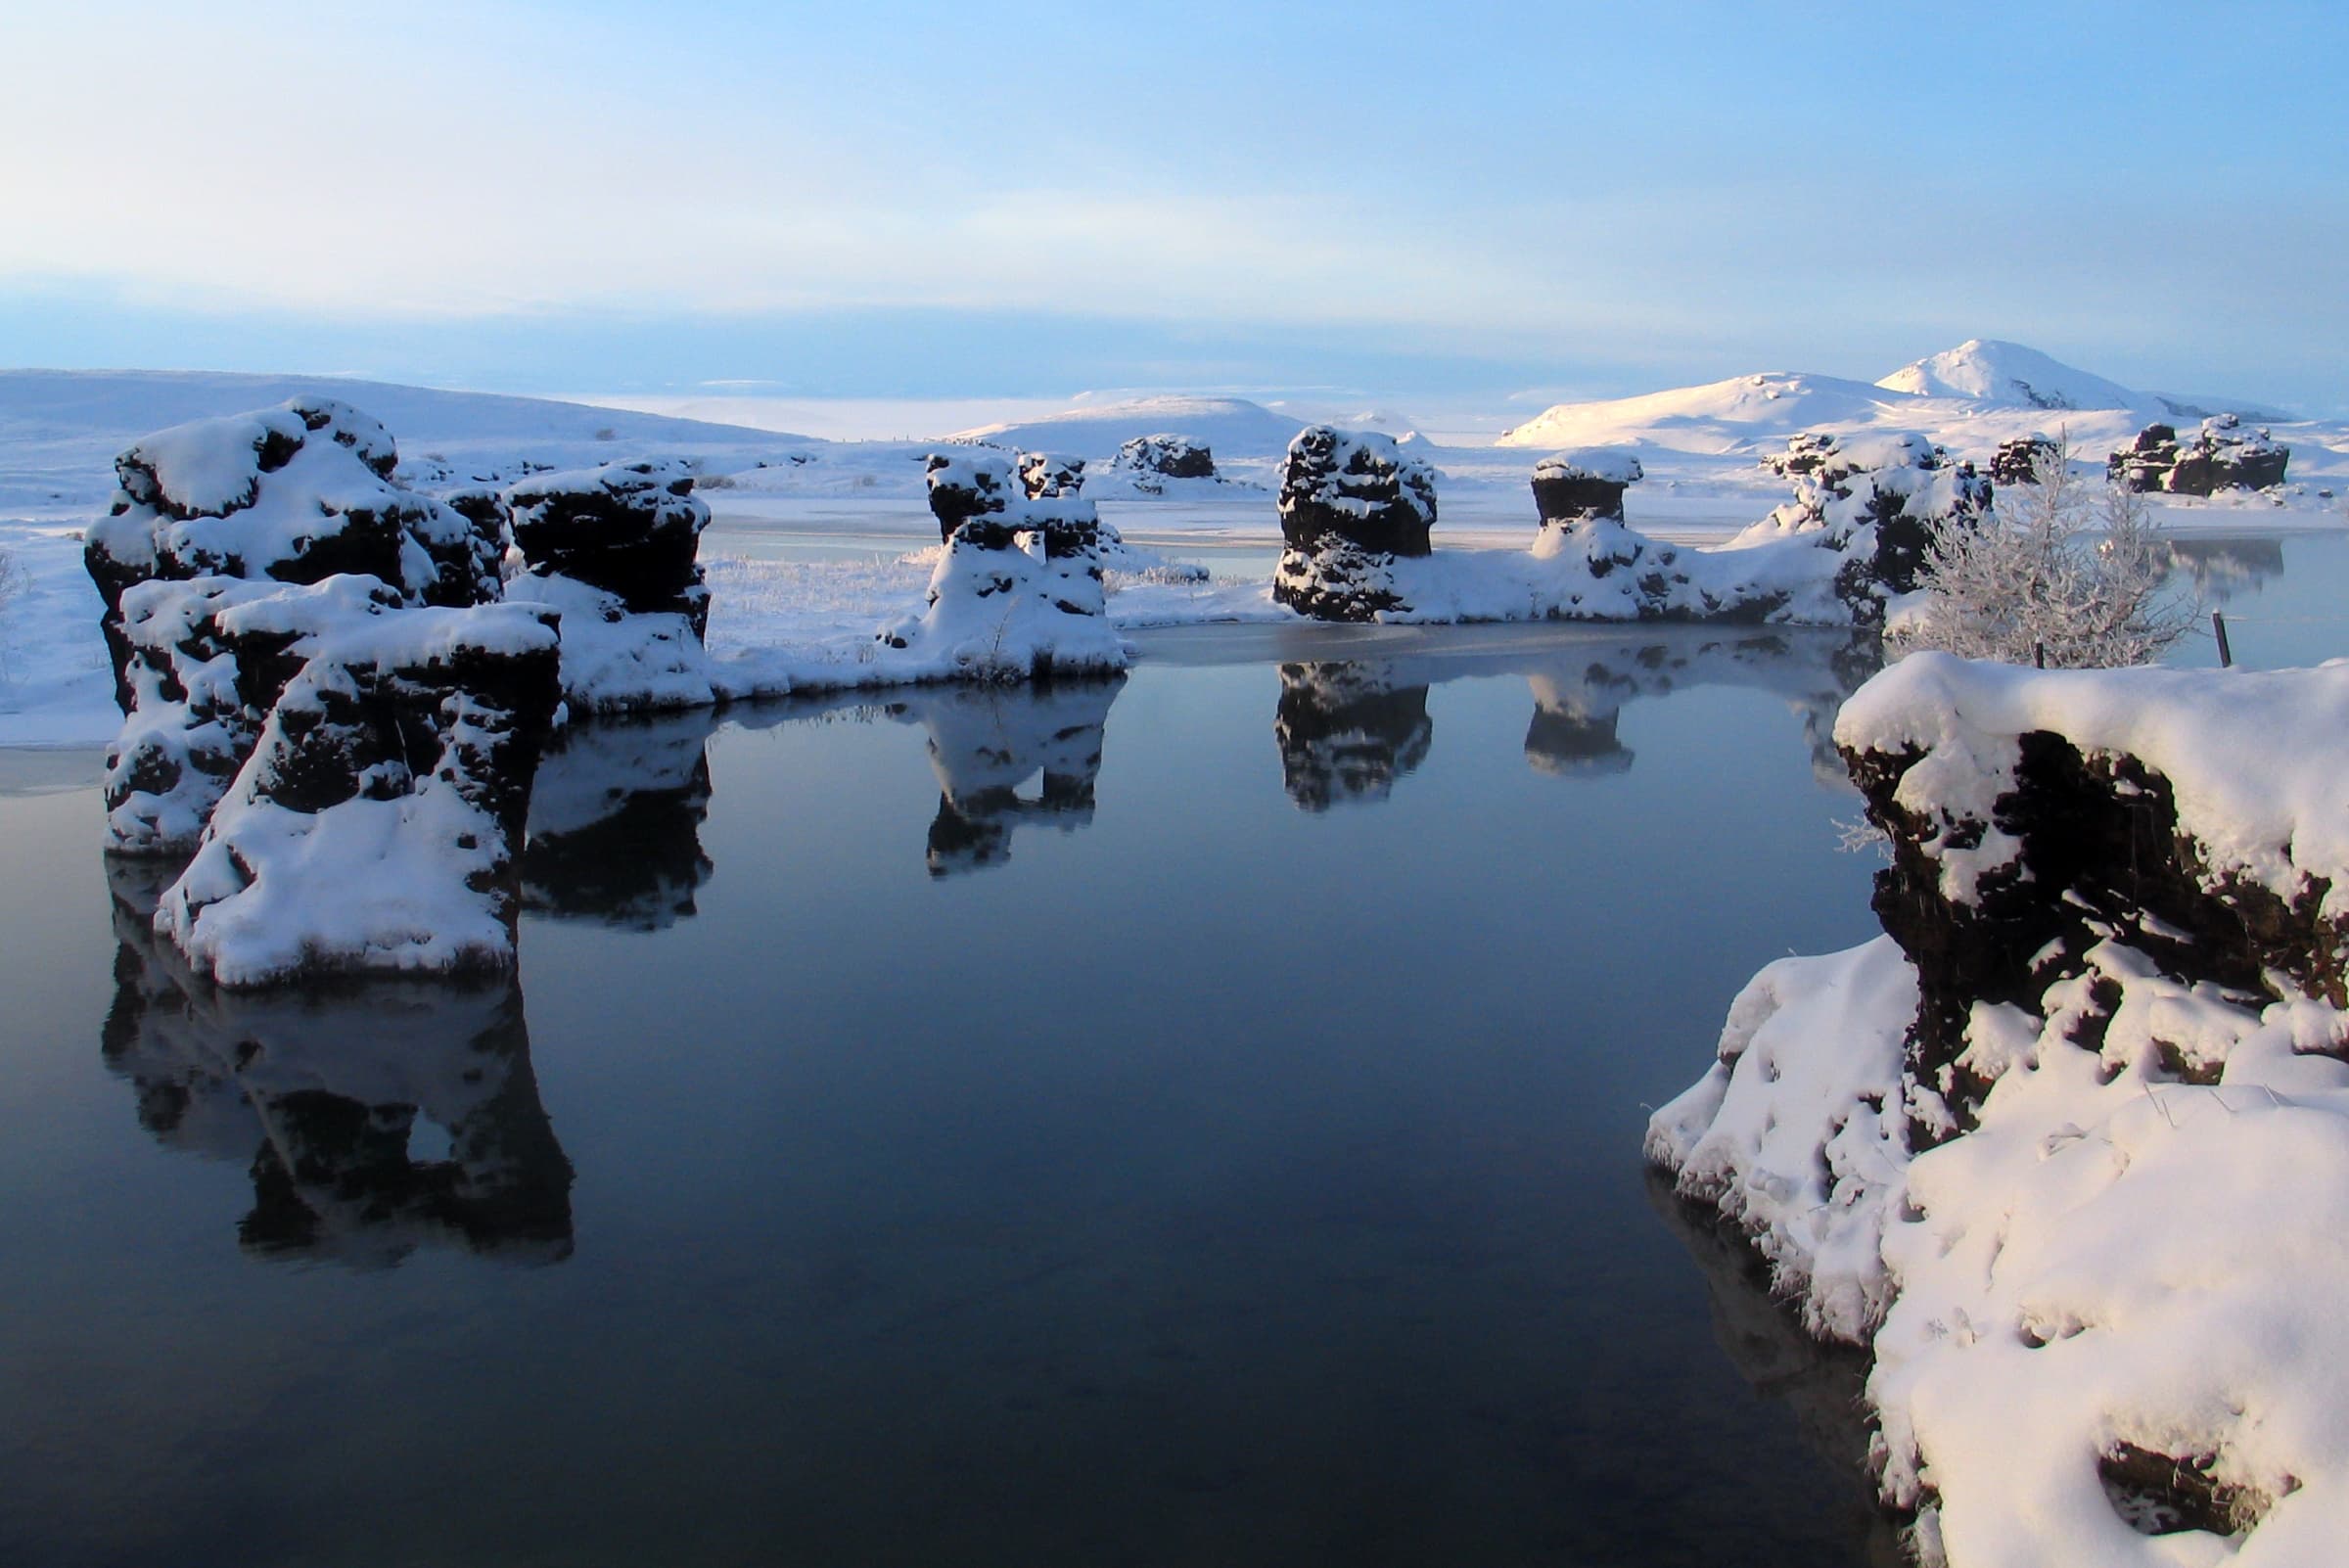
503;458;712;636
1272;427;1439;621
2107;416;2289;495
86;402;576;988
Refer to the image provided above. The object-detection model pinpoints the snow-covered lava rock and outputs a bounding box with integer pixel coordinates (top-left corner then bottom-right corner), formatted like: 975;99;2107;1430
1107;434;1220;489
1737;432;1992;597
877;501;1127;681
1648;653;2349;1565
1530;447;1642;530
923;449;1019;541
86;401;572;988
1017;450;1085;499
1272;426;1439;621
1989;435;2061;486
2107;415;2290;495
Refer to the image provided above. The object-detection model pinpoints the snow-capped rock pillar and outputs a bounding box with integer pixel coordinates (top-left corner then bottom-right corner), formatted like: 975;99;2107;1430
1272;426;1438;622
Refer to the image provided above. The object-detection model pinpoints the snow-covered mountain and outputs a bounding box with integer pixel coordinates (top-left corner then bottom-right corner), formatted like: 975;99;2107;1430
1874;339;2136;411
1497;372;1932;453
945;394;1308;461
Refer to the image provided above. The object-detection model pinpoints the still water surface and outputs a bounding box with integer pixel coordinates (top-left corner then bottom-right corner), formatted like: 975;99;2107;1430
2;533;2341;1567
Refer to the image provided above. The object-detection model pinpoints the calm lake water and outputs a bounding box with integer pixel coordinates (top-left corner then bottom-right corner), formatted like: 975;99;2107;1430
3;532;2342;1567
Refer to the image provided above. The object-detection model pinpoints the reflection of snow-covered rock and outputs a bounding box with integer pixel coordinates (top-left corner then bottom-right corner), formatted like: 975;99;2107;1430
1650;654;2349;1564
521;709;716;927
102;860;574;1265
1273;427;1440;622
1523;670;1633;776
1273;661;1435;810
901;678;1122;875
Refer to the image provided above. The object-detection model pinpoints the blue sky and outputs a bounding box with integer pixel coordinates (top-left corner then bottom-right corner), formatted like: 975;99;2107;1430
3;0;2343;411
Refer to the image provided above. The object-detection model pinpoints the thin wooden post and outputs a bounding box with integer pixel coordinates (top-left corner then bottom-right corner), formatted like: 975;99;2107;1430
2034;641;2046;669
2212;611;2234;669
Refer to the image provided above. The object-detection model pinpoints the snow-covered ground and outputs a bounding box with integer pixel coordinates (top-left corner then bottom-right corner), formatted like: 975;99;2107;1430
6;346;2346;751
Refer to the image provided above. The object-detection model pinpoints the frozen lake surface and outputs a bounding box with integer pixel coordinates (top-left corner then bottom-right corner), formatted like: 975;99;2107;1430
1;534;2344;1567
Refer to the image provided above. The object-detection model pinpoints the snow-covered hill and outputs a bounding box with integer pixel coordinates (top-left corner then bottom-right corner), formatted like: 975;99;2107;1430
1496;372;1924;453
945;394;1309;461
0;369;819;516
1874;339;2137;410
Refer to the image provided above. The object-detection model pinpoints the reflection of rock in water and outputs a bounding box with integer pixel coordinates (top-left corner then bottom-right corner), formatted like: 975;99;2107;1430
1524;671;1633;775
521;710;718;929
2166;535;2286;602
102;857;574;1266
1517;633;1882;786
1273;661;1435;810
1643;1172;1905;1567
908;677;1124;876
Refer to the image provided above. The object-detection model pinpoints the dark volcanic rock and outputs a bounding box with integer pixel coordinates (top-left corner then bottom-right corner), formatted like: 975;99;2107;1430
2107;415;2288;495
84;397;503;708
923;449;1018;541
1018;450;1085;499
503;459;711;634
1755;432;1992;600
1531;448;1643;530
1272;427;1439;622
1108;434;1218;485
1990;435;2062;486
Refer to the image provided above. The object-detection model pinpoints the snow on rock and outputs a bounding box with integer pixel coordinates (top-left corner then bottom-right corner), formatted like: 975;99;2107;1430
1875;339;2138;411
2107;415;2290;495
1104;434;1221;493
502;459;712;631
1017;450;1085;499
154;597;563;988
1272;426;1439;621
84;397;503;705
1733;432;1993;596
1530;447;1643;530
100;857;573;1262
1651;654;2349;1565
923;449;1019;541
874;506;1128;681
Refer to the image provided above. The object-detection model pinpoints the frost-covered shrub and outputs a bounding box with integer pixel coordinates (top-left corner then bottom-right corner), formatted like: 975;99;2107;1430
1902;438;2191;669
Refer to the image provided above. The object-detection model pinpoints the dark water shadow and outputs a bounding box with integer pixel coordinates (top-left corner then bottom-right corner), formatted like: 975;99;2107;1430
521;708;719;928
100;857;574;1267
1642;1172;1906;1567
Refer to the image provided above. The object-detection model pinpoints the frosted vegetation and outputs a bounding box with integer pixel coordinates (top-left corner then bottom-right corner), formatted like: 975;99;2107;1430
1901;438;2194;669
